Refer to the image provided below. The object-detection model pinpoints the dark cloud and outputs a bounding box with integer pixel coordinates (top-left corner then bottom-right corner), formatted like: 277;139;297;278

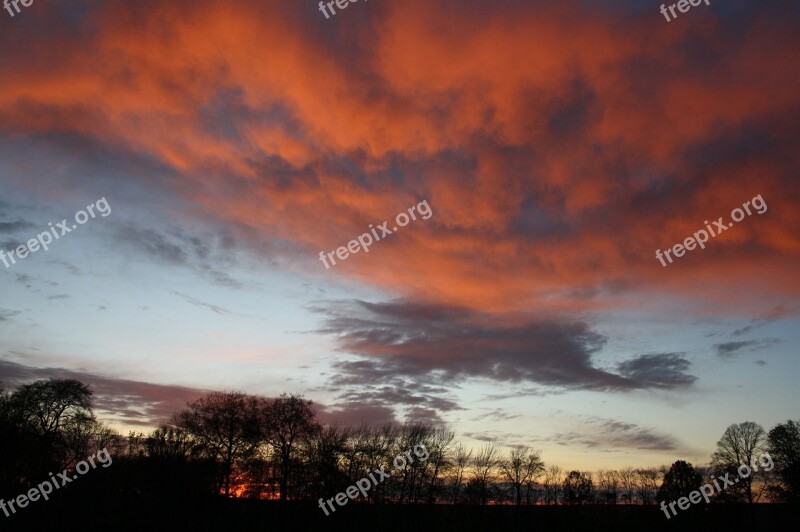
315;402;397;427
616;353;698;388
0;358;209;427
317;371;461;425
0;220;35;233
715;338;781;359
405;407;446;425
315;300;697;392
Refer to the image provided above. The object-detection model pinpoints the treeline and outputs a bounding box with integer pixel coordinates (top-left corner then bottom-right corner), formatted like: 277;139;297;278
1;379;799;508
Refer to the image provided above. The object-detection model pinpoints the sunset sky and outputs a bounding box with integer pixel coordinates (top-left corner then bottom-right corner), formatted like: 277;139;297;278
1;0;798;471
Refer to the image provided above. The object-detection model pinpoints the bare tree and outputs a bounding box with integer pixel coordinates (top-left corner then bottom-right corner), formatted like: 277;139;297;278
395;423;432;503
618;467;637;505
258;394;321;501
5;379;97;475
471;443;500;505
146;423;195;461
563;471;593;505
712;421;767;504
306;424;351;498
451;443;471;504
423;426;455;503
523;449;546;504
500;447;544;505
767;419;800;502
635;467;661;505
177;391;260;496
597;469;620;504
350;423;397;502
11;379;93;438
542;465;563;505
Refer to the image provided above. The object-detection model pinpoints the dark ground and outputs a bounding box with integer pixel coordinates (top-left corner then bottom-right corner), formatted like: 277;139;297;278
4;494;798;532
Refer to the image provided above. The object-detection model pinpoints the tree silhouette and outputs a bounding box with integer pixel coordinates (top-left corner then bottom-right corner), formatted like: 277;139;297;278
450;443;471;504
636;467;661;505
177;391;260;496
305;424;351;498
597;469;619;504
500;446;544;505
712;421;767;504
542;465;563;505
423;427;455;504
471;443;500;505
618;467;637;505
0;378;97;484
6;376;800;517
258;393;320;501
563;471;593;505
767;419;800;502
657;460;703;503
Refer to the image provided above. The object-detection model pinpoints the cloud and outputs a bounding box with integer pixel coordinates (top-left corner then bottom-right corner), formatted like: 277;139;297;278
316;300;697;394
550;417;679;452
462;431;527;444
0;358;209;427
732;306;794;336
170;291;248;317
0;310;21;322
115;224;243;288
714;338;781;359
317;367;461;424
0;0;795;317
472;408;522;422
315;402;397;427
616;353;698;388
0;220;35;233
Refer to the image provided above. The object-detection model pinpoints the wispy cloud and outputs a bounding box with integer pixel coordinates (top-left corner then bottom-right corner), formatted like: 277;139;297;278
170;291;249;318
715;338;781;359
550;417;679;452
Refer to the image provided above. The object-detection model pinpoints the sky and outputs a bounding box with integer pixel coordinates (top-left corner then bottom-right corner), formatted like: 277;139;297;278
0;0;798;471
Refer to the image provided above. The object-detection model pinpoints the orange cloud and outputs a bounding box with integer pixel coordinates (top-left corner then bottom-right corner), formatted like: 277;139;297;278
1;0;798;316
